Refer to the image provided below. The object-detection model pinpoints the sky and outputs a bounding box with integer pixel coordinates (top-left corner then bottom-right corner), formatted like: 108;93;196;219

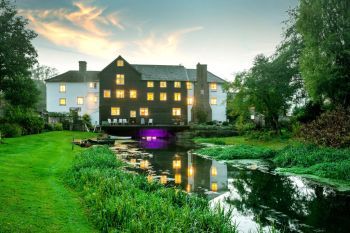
16;0;298;81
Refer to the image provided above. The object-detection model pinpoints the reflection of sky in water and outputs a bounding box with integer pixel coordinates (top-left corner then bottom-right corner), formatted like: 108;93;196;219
124;141;350;233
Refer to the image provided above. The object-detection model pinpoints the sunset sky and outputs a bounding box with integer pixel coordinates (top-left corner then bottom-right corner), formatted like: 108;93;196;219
17;0;298;81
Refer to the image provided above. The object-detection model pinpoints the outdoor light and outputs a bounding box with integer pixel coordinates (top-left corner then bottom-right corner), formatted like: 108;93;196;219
187;165;194;177
186;184;192;193
140;160;149;169
211;166;217;177
175;174;181;184
160;175;167;184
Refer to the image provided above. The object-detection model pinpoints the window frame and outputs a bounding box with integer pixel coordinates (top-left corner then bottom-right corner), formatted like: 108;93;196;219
116;74;125;85
174;93;181;101
210;82;217;91
147;92;154;101
187;97;193;105
59;83;66;93
160;81;167;88
111;107;120;116
210;97;217;105
130;110;136;118
172;108;181;116
103;90;111;98
116;89;125;99
77;97;84;105
147;81;154;88
116;60;124;67
130;90;137;99
140;108;149;116
174;81;181;88
160;92;167;101
186;82;192;90
59;98;66;106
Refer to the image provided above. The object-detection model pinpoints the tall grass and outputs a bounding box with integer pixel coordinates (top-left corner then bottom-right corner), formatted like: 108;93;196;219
66;146;237;233
195;145;276;160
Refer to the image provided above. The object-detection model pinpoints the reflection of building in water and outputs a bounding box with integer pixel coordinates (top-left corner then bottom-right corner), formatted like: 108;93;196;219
186;153;227;193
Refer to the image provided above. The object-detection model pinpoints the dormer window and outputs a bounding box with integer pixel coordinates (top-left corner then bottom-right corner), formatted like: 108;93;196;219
59;83;66;93
116;74;124;85
117;60;124;67
174;81;181;88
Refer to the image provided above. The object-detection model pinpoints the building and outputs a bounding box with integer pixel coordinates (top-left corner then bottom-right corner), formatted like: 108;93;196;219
46;56;227;125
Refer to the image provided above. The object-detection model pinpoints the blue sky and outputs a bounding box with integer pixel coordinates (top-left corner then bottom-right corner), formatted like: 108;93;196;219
17;0;298;80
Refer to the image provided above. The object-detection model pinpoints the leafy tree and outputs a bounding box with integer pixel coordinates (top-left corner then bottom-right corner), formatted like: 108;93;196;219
296;0;350;107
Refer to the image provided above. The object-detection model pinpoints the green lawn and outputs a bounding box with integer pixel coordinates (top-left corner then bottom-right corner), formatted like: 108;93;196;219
0;131;97;233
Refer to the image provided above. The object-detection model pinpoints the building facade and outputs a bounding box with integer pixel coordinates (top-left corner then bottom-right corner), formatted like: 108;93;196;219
46;56;227;125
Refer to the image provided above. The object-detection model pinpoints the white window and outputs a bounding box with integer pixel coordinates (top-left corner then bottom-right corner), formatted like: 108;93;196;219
187;97;193;105
104;90;111;98
89;82;97;89
59;98;66;106
160;81;167;88
140;108;149;116
160;92;167;101
111;107;120;116
210;83;217;91
174;93;181;101
117;60;124;67
130;90;137;99
147;81;154;88
116;74;125;85
59;84;66;93
77;97;84;105
116;90;125;98
210;97;217;105
172;108;181;116
174;81;181;88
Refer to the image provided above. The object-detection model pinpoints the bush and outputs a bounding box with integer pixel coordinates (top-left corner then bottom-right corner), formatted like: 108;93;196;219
0;123;23;137
299;107;350;147
53;123;63;131
82;114;92;128
44;123;54;131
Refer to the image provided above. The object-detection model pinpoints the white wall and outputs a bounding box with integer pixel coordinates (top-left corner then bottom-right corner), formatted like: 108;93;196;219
210;84;227;122
46;82;100;125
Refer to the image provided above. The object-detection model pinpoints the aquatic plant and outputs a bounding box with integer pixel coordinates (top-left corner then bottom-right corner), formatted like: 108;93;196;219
66;146;237;233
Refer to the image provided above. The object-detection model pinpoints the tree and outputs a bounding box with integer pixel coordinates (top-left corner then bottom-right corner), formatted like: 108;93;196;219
296;0;350;107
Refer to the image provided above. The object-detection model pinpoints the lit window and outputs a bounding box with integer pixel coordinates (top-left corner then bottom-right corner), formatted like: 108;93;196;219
59;84;66;93
172;108;181;116
140;108;149;116
77;97;84;105
130;90;137;99
147;92;154;101
116;90;125;98
117;60;124;67
130;110;136;118
59;98;66;106
187;97;193;105
116;74;125;85
174;93;181;101
211;182;218;192
160;81;167;88
104;90;111;98
147;81;154;88
174;81;181;88
210;83;217;91
93;96;98;103
111;107;120;116
211;166;217;176
186;82;192;90
160;92;167;101
89;82;97;89
210;97;217;105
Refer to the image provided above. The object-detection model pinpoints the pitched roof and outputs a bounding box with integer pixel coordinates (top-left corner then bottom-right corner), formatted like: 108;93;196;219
185;69;226;83
45;71;99;83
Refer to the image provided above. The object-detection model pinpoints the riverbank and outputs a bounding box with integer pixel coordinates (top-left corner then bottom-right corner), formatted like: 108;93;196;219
0;131;97;233
66;146;237;232
194;137;350;191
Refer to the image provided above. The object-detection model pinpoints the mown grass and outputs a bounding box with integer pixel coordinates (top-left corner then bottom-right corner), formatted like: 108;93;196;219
194;136;296;150
66;146;237;233
0;131;97;233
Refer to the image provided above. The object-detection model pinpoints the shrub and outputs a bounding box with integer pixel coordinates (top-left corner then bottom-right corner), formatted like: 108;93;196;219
299;107;350;147
82;114;92;128
0;123;22;137
44;123;54;131
53;123;63;131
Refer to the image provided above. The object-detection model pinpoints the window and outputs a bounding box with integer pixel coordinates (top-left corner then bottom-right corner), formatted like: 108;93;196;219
111;107;120;116
174;81;181;88
93;95;98;103
117;60;124;67
172;108;181;116
186;82;192;90
147;81;154;88
147;92;154;101
130;110;136;118
59;98;66;106
210;97;217;105
59;84;66;93
140;108;149;116
174;93;181;101
160;92;167;101
89;82;97;89
187;97;193;105
210;83;217;91
116;74;125;85
116;90;125;98
160;81;167;88
130;90;137;99
103;90;111;98
77;97;84;105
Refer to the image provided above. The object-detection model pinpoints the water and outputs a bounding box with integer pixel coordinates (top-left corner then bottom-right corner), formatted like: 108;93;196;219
113;139;350;233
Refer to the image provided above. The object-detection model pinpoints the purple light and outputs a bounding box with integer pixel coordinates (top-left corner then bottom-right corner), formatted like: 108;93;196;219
139;138;170;149
138;129;169;138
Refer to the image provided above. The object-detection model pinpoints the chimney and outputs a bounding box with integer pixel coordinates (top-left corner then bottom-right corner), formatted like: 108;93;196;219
79;61;87;73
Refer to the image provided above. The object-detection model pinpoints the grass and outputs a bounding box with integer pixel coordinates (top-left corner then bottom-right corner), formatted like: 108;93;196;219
0;131;97;233
66;146;237;233
194;135;296;150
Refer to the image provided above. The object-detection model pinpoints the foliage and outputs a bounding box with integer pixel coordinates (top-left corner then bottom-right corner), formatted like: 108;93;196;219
66;146;237;233
0;123;22;137
234;115;255;135
82;114;92;128
30;64;58;81
53;123;63;131
296;0;350;107
196;145;276;160
274;144;350;180
292;101;323;123
0;131;97;233
299;107;350;147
